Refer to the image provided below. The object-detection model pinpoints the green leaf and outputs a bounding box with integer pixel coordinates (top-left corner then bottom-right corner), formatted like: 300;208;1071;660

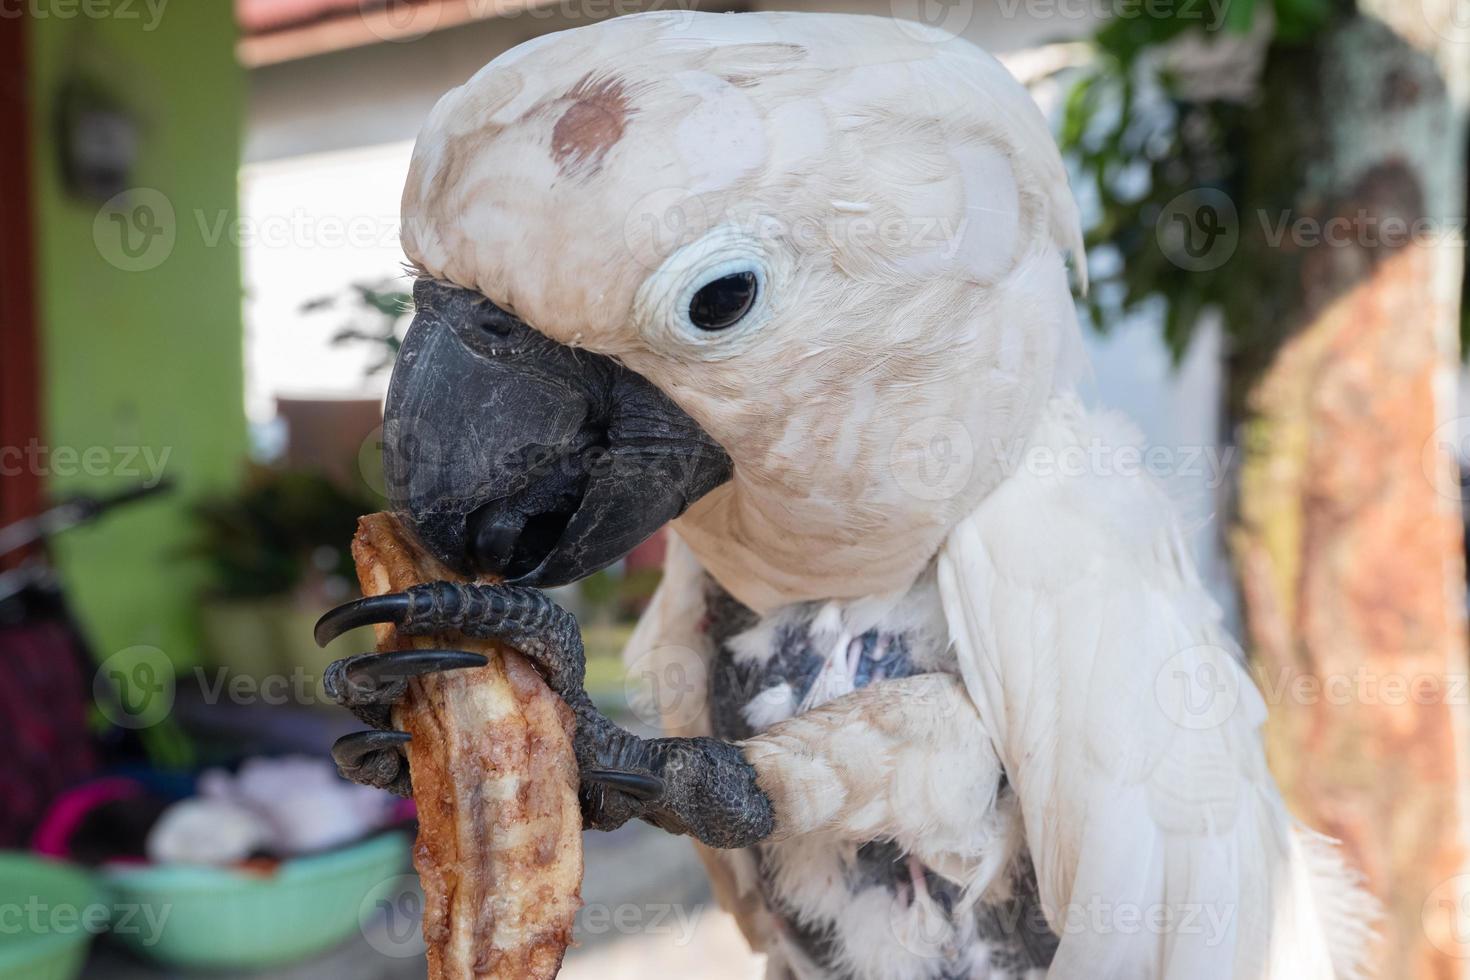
1061;75;1098;150
1222;0;1258;34
1273;0;1334;41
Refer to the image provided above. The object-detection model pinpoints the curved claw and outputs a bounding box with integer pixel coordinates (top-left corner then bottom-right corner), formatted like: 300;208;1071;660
332;729;412;769
585;768;665;802
315;594;412;647
342;649;488;694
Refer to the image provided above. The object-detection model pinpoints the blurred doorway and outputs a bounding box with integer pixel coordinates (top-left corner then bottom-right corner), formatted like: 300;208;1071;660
0;13;43;541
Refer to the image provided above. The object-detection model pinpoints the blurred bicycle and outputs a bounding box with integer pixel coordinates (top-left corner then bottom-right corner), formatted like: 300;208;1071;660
0;480;172;848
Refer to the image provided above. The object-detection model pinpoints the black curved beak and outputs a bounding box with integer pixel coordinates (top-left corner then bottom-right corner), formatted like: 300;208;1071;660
380;279;731;587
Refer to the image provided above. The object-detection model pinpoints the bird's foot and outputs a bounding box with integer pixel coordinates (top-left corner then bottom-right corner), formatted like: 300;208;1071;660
315;583;773;848
320;648;486;796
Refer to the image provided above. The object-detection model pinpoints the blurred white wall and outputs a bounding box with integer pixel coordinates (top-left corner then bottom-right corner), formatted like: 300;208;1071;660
240;140;414;425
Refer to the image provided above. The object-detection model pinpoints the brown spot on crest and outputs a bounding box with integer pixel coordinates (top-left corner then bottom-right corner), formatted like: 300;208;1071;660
551;72;634;177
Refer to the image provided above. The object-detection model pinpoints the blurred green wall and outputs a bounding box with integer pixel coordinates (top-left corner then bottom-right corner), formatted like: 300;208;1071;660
27;4;248;671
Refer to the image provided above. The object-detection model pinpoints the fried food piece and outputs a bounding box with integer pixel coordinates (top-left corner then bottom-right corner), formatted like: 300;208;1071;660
352;513;582;979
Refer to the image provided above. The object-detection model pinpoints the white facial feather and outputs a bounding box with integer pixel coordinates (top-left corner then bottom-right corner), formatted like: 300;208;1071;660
401;10;1086;613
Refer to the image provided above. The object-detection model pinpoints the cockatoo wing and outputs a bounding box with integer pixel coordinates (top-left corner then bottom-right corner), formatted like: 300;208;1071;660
937;396;1372;979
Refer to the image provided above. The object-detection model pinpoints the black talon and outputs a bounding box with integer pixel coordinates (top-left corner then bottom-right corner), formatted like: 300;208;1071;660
331;730;414;797
314;594;412;647
324;649;489;732
342;649;488;693
332;729;411;768
318;583;772;846
584;768;665;802
318;581;586;697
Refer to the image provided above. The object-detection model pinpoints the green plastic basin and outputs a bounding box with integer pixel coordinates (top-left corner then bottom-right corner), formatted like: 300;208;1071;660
102;831;410;969
0;853;100;980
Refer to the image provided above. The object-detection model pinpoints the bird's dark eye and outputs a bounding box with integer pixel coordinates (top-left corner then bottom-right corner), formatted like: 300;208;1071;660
456;299;531;357
688;271;758;332
476;305;519;338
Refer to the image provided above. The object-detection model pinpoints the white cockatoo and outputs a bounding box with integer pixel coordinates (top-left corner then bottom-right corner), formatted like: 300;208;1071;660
317;11;1375;979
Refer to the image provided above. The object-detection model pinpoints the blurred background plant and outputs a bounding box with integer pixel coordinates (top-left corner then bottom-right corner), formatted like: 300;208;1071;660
187;465;372;602
1063;0;1336;364
304;279;413;377
187;465;374;692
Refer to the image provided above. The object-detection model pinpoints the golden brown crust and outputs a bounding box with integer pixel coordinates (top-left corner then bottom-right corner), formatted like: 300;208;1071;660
352;513;582;980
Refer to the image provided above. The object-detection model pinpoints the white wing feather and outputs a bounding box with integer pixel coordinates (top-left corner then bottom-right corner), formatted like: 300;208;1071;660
938;395;1371;979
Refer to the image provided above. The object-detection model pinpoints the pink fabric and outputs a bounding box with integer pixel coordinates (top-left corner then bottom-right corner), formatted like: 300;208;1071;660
31;778;143;857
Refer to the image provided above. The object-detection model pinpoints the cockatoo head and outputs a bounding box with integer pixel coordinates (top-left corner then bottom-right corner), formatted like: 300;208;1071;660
387;10;1084;611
